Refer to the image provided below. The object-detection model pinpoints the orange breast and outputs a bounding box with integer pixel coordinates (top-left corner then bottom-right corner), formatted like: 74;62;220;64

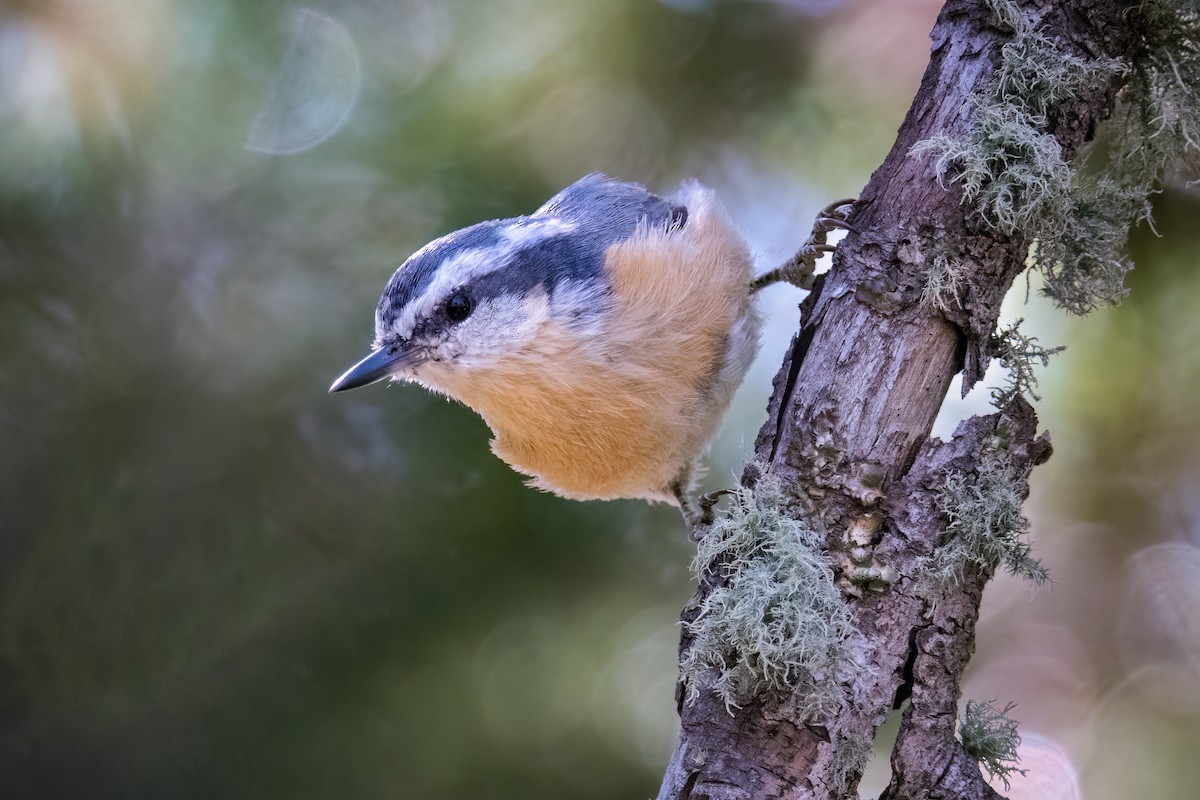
443;189;758;501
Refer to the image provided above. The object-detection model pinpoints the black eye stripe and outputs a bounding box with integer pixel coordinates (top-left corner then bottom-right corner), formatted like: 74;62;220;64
377;222;504;318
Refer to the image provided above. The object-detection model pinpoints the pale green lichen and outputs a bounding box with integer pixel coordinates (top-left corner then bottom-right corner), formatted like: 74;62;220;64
987;0;1026;33
1031;176;1152;313
1126;1;1200;169
911;0;1200;315
960;699;1027;790
923;453;1048;589
911;103;1076;236
680;475;857;718
831;735;872;798
920;254;966;314
1033;0;1200;312
908;0;1122;235
989;317;1065;406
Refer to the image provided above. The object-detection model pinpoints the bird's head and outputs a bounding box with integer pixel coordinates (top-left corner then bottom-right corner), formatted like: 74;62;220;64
329;174;686;395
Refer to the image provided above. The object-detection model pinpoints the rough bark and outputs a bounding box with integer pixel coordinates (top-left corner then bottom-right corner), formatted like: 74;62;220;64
658;1;1145;798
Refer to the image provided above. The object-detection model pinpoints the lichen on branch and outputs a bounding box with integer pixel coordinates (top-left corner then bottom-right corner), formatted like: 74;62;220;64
909;0;1123;235
989;316;1065;406
960;699;1027;790
680;474;858;718
911;0;1200;314
921;446;1049;590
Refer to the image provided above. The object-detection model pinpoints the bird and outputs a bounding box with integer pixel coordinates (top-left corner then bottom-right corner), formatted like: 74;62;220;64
330;173;850;523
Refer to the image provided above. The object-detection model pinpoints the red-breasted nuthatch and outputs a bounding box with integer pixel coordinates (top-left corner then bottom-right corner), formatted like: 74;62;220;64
330;174;849;519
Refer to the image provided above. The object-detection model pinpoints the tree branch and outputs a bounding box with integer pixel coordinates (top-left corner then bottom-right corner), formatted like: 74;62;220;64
658;0;1150;797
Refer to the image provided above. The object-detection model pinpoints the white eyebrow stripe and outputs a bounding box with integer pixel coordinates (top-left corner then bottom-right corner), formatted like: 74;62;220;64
500;217;576;248
378;218;578;340
384;249;489;338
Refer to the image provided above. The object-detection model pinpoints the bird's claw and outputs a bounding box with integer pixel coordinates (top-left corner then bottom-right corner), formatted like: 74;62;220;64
819;197;858;222
674;484;737;539
752;197;857;292
697;488;736;522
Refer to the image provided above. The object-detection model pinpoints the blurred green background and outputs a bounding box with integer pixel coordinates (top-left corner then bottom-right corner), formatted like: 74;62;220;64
1;1;1197;798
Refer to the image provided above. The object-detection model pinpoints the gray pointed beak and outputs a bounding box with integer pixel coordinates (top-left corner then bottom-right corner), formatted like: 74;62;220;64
329;346;409;393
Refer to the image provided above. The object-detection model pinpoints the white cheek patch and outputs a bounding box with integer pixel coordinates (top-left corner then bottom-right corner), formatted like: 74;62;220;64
445;289;551;367
545;278;609;338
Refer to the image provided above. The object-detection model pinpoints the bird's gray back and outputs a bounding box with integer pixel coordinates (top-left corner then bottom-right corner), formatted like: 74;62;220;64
534;173;687;237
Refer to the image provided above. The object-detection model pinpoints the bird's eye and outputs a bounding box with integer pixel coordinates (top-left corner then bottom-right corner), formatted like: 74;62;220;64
445;291;472;322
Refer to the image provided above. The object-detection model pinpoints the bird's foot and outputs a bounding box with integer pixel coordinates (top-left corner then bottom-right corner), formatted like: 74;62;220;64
672;484;737;541
752;198;856;292
697;488;736;524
